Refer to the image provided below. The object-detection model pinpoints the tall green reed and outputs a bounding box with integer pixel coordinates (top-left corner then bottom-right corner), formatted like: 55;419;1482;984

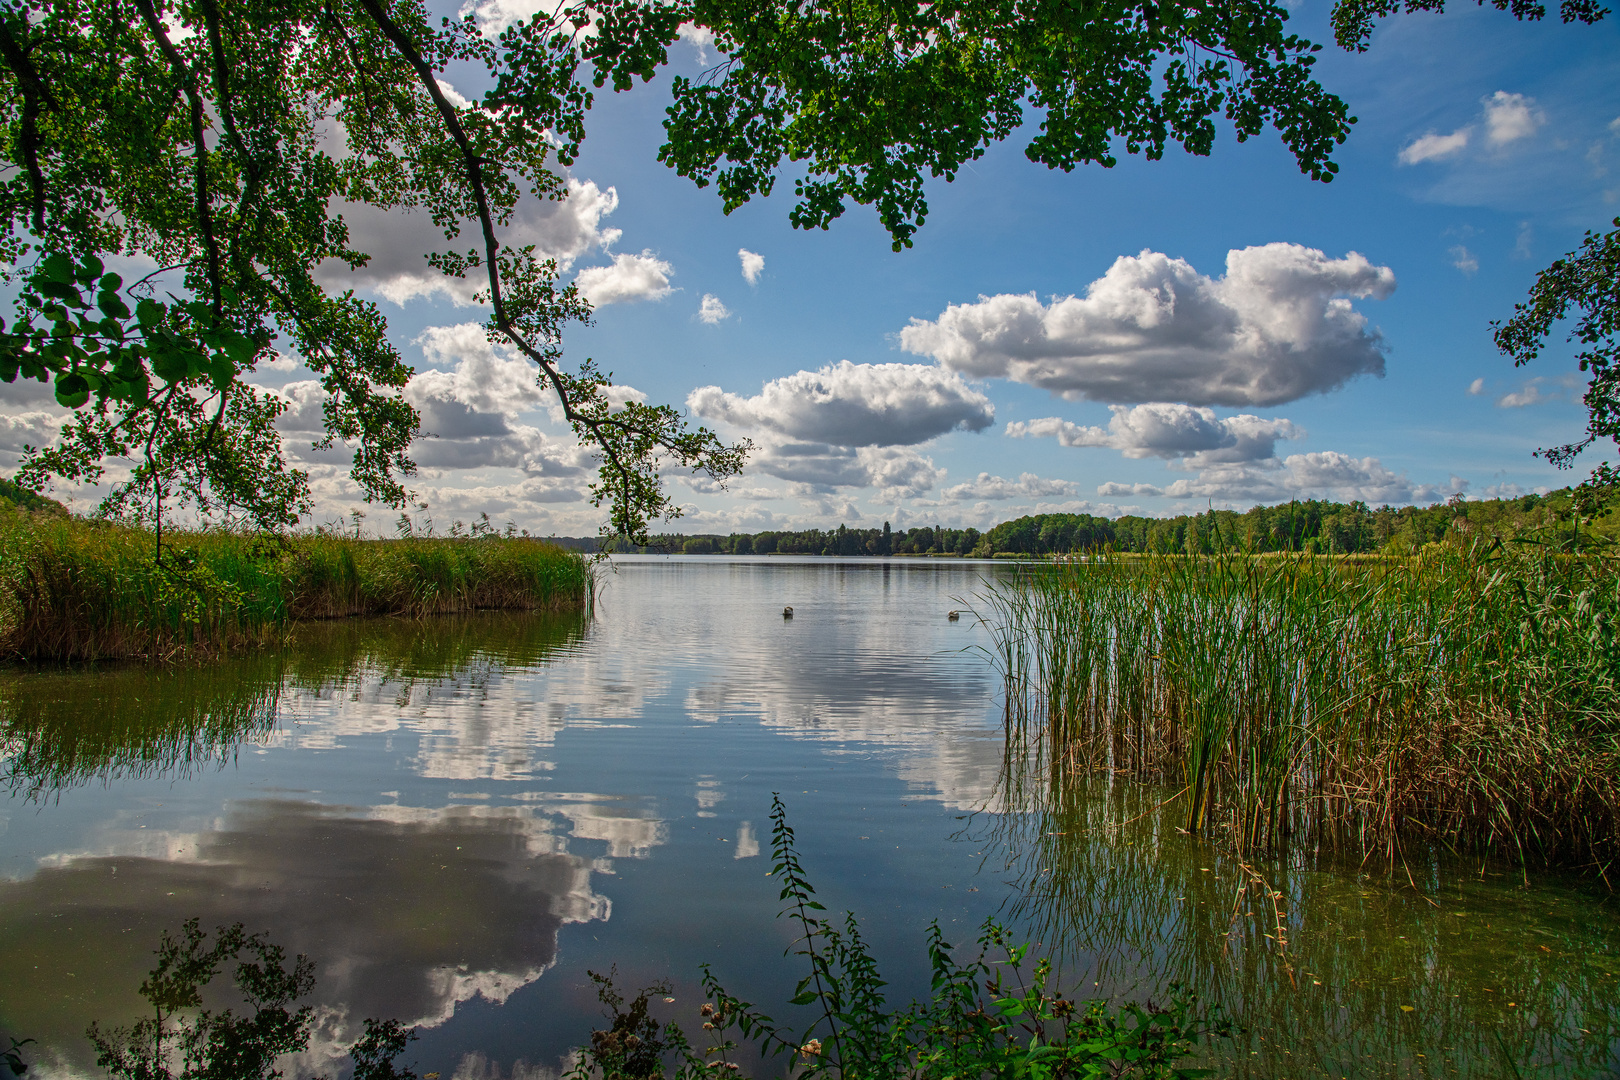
0;509;592;660
983;545;1620;872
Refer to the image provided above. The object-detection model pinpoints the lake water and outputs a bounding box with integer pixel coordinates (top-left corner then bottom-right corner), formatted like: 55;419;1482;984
0;556;1615;1079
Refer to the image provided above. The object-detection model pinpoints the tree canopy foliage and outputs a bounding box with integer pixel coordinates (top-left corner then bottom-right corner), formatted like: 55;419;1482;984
0;0;1603;541
1329;0;1607;52
0;0;746;543
0;0;1377;541
1494;216;1620;474
589;0;1358;251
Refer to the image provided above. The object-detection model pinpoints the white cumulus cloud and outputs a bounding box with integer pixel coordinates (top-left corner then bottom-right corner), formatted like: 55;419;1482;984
899;244;1395;407
1097;481;1167;497
1398;91;1545;171
1484;91;1544;147
1450;245;1479;274
698;294;731;324
942;472;1080;501
739;249;765;285
1007;403;1301;465
403;339;589;480
1105;453;1460;506
0;410;65;460
677;21;715;59
319;178;623;306
576;251;674;307
1496;373;1578;408
273;322;598;489
460;0;550;35
1399;129;1470;165
753;444;944;499
688;361;994;447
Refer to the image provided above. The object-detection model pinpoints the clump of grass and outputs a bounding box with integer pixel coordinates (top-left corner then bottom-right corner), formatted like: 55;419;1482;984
0;510;592;661
983;544;1620;875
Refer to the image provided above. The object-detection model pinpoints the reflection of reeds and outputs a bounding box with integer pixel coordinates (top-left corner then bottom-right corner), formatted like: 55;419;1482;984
982;546;1620;872
976;745;1620;1079
0;512;592;660
0;659;285;799
0;608;586;798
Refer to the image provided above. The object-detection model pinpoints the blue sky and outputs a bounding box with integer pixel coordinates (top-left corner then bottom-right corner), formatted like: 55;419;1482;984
8;0;1617;535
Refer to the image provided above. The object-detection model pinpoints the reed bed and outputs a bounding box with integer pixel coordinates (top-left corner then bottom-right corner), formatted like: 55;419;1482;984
982;545;1620;874
0;510;593;661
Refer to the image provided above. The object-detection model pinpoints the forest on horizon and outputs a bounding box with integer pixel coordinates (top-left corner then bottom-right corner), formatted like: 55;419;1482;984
553;487;1619;557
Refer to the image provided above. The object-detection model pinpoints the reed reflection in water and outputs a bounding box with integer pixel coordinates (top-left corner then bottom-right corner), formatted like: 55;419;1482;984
0;610;588;801
978;729;1620;1079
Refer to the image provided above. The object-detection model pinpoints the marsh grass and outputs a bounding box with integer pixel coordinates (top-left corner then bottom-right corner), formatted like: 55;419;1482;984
983;545;1620;874
0;510;592;661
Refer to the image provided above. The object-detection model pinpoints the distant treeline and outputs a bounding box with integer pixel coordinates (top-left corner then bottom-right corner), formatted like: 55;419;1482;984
576;522;992;557
576;487;1618;558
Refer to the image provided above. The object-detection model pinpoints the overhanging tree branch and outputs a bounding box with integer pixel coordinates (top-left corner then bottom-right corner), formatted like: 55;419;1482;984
357;0;746;541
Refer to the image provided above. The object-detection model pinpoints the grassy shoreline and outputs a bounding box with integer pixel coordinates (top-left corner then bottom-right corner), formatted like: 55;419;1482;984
985;545;1620;877
0;511;592;661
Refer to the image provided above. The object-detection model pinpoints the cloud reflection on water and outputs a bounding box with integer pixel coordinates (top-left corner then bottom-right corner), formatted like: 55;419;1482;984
269;560;1014;810
0;795;665;1077
0;564;1018;1079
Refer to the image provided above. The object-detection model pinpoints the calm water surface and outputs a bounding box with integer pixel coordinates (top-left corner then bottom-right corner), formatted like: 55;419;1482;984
0;557;1615;1079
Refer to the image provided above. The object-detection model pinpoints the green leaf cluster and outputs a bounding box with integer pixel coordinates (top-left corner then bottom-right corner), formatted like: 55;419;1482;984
1330;0;1606;52
0;0;747;544
585;0;1357;250
1493;217;1620;473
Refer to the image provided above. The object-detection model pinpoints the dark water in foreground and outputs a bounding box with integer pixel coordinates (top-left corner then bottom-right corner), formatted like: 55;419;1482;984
0;556;1615;1079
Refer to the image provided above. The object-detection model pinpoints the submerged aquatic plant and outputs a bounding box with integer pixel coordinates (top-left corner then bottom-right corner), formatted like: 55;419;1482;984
570;795;1230;1080
975;739;1620;1080
982;545;1620;873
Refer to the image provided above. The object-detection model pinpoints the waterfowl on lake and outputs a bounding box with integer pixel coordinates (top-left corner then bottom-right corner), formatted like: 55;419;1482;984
947;610;960;621
783;606;793;618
